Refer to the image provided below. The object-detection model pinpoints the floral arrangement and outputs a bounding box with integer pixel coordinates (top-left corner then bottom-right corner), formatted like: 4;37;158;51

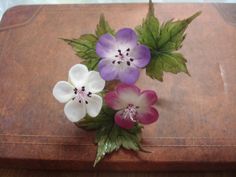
53;0;200;166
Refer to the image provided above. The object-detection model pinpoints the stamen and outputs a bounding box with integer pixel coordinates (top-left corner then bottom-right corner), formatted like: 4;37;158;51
73;88;78;94
118;49;121;53
81;86;85;91
115;55;118;57
112;60;116;64
126;53;129;56
79;100;82;103
127;61;131;66
87;92;92;97
126;48;130;51
85;100;88;104
117;61;121;64
130;58;134;62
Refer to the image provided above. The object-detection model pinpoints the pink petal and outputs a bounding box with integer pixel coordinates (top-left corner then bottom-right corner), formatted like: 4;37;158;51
140;90;158;106
116;83;140;95
104;91;125;110
137;107;159;125
115;110;134;129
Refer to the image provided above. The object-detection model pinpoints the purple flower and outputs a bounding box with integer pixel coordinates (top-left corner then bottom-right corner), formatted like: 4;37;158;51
96;28;151;84
104;84;159;129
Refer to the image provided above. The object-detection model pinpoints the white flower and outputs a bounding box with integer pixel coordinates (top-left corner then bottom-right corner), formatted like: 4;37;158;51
53;64;105;122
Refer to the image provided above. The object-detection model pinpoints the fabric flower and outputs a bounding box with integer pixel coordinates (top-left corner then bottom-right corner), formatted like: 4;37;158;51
104;83;159;129
96;28;151;84
53;64;105;122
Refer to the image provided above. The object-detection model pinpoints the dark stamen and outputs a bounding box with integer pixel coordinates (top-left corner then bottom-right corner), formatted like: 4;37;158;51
112;60;116;64
136;106;139;109
81;86;85;91
115;55;118;57
73;88;78;94
127;61;131;66
85;100;88;104
87;92;92;97
117;61;121;64
79;100;82;103
126;48;130;51
118;49;121;53
130;58;134;62
72;97;75;100
126;53;129;56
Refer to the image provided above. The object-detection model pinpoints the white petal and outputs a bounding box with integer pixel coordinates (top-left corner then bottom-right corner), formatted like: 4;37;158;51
53;81;74;103
69;64;89;87
85;71;105;93
64;100;86;122
86;94;103;117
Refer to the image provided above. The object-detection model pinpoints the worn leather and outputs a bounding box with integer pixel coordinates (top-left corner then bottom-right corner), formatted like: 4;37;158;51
0;4;236;171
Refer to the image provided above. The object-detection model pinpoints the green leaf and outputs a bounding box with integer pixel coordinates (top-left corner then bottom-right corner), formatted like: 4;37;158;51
95;14;115;37
76;106;115;130
94;123;142;167
146;52;189;81
135;0;160;49
136;0;200;81
62;14;115;70
157;11;201;52
62;34;99;70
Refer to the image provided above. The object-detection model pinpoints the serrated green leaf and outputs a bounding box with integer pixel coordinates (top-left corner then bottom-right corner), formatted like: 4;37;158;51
76;106;115;130
95;14;115;37
94;123;142;166
146;52;189;81
135;0;159;49
136;0;200;81
62;34;99;70
157;11;201;52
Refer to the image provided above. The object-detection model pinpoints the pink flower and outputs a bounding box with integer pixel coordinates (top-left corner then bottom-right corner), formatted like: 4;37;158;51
104;84;159;129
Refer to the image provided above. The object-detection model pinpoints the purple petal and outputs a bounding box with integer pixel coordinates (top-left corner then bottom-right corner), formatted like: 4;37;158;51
130;45;151;68
98;59;118;81
118;67;140;84
96;34;116;58
116;28;137;50
104;91;125;110
137;107;159;125
115;110;134;129
140;90;158;106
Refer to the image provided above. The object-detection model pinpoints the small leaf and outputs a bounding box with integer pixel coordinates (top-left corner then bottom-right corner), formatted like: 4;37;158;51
157;11;201;52
95;14;115;37
62;34;100;70
135;0;160;49
94;123;142;166
146;52;189;81
76;106;115;130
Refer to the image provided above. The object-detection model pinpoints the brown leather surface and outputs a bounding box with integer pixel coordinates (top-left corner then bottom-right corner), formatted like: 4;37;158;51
0;4;236;171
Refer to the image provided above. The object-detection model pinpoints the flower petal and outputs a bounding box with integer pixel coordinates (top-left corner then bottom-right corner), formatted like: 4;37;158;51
137;107;159;125
116;28;137;50
98;59;119;81
115;110;134;129
138;90;158;107
130;45;151;68
53;81;74;103
116;83;140;106
64;100;86;122
104;91;125;110
85;71;105;93
118;67;140;84
69;64;89;87
96;34;117;58
86;94;103;117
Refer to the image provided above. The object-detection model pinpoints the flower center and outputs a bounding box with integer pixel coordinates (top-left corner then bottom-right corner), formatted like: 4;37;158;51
112;48;134;66
122;104;139;122
72;86;92;104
